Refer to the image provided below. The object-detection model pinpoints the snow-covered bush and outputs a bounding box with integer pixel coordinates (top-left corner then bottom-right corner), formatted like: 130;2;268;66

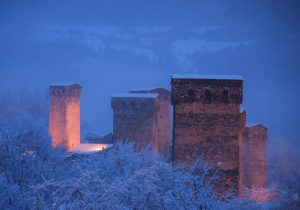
0;127;63;183
268;138;300;208
0;90;287;209
243;184;279;202
0;126;283;210
24;143;218;209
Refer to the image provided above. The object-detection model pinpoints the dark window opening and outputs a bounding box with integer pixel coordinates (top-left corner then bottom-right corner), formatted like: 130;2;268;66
121;102;127;108
130;101;136;108
205;90;212;103
187;89;195;102
222;90;229;102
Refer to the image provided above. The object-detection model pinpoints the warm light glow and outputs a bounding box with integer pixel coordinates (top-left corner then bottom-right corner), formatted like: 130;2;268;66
49;85;81;149
67;143;113;153
244;186;277;202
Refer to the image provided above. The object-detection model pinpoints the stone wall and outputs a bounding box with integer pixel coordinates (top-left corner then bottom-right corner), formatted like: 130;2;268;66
111;94;159;151
111;88;171;155
47;75;268;198
242;124;267;189
49;84;81;149
171;76;244;195
130;88;171;155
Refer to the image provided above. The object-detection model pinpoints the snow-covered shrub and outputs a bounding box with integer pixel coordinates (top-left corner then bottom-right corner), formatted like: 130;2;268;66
0;130;283;210
0;127;63;186
26;143;218;209
0;173;28;209
217;198;281;210
243;184;279;202
0;90;289;209
268;138;300;208
0;127;64;209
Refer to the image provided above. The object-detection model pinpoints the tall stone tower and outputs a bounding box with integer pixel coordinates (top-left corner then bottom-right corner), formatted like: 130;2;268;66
171;75;244;195
49;84;81;149
242;123;268;189
111;88;171;155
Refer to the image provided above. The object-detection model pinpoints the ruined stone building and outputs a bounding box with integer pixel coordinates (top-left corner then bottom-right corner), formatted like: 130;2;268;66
111;88;171;155
49;84;81;149
171;74;267;196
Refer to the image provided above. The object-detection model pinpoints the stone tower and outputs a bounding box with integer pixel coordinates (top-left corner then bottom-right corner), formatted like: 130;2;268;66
129;88;171;155
49;84;81;149
242;123;268;189
171;75;244;195
111;88;171;155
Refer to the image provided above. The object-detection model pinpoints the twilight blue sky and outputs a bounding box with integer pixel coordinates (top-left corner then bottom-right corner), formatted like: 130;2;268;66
0;0;299;144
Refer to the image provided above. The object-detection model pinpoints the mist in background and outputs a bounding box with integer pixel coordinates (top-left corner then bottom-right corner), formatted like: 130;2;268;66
0;0;299;150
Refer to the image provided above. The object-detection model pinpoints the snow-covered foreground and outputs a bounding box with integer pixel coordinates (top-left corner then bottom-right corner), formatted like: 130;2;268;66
0;128;284;210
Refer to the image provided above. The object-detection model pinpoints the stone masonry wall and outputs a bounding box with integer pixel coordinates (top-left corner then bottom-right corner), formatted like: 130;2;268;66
111;95;159;151
242;124;267;189
130;88;171;156
171;77;244;195
49;84;81;149
47;76;267;198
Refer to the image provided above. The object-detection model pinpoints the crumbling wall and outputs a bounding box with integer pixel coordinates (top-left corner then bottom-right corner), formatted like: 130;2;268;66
49;84;81;149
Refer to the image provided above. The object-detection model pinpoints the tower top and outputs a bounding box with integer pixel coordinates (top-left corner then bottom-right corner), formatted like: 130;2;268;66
111;93;158;99
50;83;81;88
171;74;243;105
171;74;243;80
49;83;81;97
129;87;170;101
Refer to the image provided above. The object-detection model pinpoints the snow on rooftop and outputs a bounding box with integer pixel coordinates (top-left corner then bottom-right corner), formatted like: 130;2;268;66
129;87;159;92
50;83;81;87
112;93;158;98
240;106;246;112
171;74;243;80
246;123;262;127
68;143;113;153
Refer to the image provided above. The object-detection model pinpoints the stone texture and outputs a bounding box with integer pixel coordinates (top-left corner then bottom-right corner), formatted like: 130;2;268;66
47;75;267;198
242;123;267;189
130;88;171;155
111;88;171;155
171;77;244;195
49;84;81;149
171;75;267;197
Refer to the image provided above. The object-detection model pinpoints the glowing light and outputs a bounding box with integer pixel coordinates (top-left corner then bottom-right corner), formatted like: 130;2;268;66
67;143;113;153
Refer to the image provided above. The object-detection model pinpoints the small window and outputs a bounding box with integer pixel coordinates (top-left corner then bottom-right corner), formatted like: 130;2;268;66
141;102;147;108
222;90;229;102
187;89;195;102
130;101;136;108
121;102;127;108
205;90;212;103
